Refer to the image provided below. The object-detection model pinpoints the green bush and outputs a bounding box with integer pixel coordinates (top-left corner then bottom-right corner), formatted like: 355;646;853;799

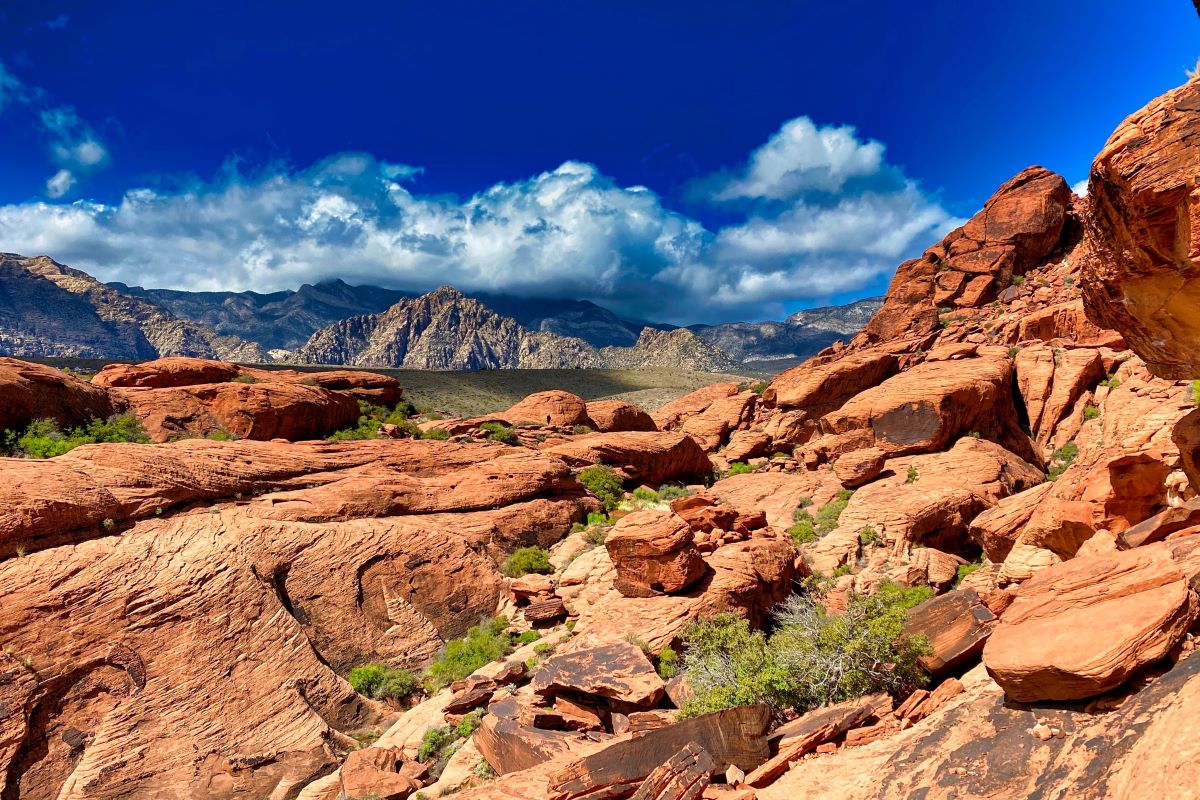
1083;405;1099;421
728;461;756;476
516;630;541;645
680;582;931;718
426;616;513;689
787;507;817;545
3;413;151;458
423;427;450;440
500;546;553;578
814;489;854;535
578;465;624;511
657;646;679;679
657;485;692;502
1099;374;1121;389
326;401;425;442
455;710;484;738
231;374;258;384
348;663;420;702
1192;380;1200;407
417;725;457;762
858;526;879;547
572;424;595;435
955;560;984;586
479;421;518;445
206;428;237;441
632;487;659;504
1007;346;1021;360
1047;442;1079;481
1011;275;1025;286
905;466;919;484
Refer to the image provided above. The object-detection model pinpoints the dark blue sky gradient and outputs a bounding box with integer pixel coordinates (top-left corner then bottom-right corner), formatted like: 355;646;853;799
0;1;1196;315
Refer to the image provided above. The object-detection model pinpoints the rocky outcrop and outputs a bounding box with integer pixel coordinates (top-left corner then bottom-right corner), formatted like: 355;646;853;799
503;390;591;427
0;357;117;433
983;544;1198;701
604;511;706;597
1082;77;1200;379
0;253;267;361
599;328;735;372
115;381;362;442
546;431;711;485
585;399;657;433
860;166;1073;344
92;356;244;388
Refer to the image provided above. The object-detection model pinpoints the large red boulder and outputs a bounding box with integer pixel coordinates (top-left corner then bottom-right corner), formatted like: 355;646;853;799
604;511;706;596
546;431;711;484
503;390;591;427
92;356;242;388
1082;78;1200;379
0;357;117;432
585;399;657;432
983;544;1198;702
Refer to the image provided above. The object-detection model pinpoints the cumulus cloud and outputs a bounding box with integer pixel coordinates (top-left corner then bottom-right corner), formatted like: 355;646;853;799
0;58;110;197
0;116;960;324
1071;178;1088;197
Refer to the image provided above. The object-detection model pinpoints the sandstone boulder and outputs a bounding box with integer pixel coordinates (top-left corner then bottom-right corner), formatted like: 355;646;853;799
904;589;997;678
531;642;665;709
764;348;901;413
116;381;361;441
585;399;657;432
340;746;424;800
629;743;714;800
547;431;711;484
91;356;242;388
504;390;591;427
604;511;706;596
1082;78;1200;379
983;544;1198;701
0;357;117;433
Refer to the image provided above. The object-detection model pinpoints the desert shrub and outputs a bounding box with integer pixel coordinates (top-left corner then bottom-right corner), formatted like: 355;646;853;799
814;489;854;535
348;663;419;702
656;646;678;679
1192;380;1200;407
748;381;768;395
422;427;450;440
572;424;595;435
632;487;659;504
788;507;817;545
1007;346;1021;360
680;581;931;718
326;401;421;441
1011;275;1025;286
955;560;984;586
578;465;624;511
1063;275;1075;289
3;413;151;458
1099;374;1121;389
516;630;541;645
1083;405;1099;421
231;374;258;383
906;466;919;484
657;485;691;502
500;547;553;578
426;616;512;689
206;428;238;441
1047;442;1079;481
584;524;608;547
479;421;518;445
455;710;484;738
417;725;457;762
728;461;755;476
858;526;879;546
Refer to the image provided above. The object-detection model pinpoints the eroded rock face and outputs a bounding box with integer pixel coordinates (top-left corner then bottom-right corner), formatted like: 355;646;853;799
504;390;591;427
546;432;711;484
92;356;243;388
0;357;117;432
983;545;1198;702
1082;78;1200;379
604;511;706;597
585;399;657;433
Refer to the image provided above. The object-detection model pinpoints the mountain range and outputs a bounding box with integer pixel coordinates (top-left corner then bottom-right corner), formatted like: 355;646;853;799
0;252;880;370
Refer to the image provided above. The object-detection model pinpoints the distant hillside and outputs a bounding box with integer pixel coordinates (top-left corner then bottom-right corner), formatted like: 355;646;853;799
0;253;266;362
294;286;736;371
689;297;883;365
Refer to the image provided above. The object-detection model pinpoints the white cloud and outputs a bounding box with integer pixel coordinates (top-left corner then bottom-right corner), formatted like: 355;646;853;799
0;59;110;197
0;117;960;324
45;169;76;198
1071;178;1088;197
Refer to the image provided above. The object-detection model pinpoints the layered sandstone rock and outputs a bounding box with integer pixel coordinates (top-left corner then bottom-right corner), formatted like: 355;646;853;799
1082;78;1200;379
585;399;657;432
504;390;591;427
983;544;1198;701
0;357;117;432
546;431;711;484
604;511;706;596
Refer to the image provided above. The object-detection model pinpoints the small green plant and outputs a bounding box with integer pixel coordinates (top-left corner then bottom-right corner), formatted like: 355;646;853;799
516;630;541;645
728;461;755;476
772;451;790;460
966;430;981;439
955;560;985;586
479;421;518;445
422;427;450;440
1083;405;1099;421
906;466;919;485
533;642;552;655
1063;276;1075;289
455;710;484;738
578;465;624;511
572;424;595;435
230;374;258;384
473;759;496;779
815;489;854;535
500;546;553;578
1007;346;1021;360
656;646;679;679
657;485;691;501
426;616;513;690
206;428;237;441
524;657;539;670
748;381;768;395
1047;442;1079;481
625;635;651;655
787;507;817;545
1011;275;1025;286
1099;374;1121;389
417;725;457;762
348;663;420;702
1192;380;1200;407
858;526;879;547
102;518;116;531
565;619;577;632
632;486;659;504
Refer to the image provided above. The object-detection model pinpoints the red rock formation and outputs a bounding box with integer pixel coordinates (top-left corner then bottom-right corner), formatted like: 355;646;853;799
1082;78;1200;379
983;544;1198;701
92;356;243;388
504;390;591;427
585;399;657;432
604;511;707;596
0;357;117;432
546;431;711;484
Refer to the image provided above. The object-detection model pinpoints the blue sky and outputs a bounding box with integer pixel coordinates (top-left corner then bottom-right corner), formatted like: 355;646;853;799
0;1;1196;324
